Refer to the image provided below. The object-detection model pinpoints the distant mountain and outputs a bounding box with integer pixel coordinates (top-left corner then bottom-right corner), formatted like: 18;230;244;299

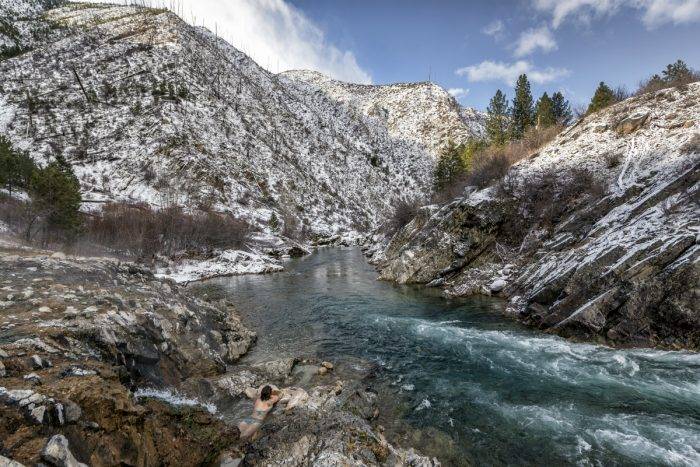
0;1;483;238
281;69;485;159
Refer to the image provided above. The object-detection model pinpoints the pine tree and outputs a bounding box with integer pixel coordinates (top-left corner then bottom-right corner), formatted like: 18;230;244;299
510;74;534;139
0;135;37;195
433;141;465;193
29;155;82;240
534;92;556;128
551;91;573;126
485;89;509;146
662;59;692;83
587;82;616;114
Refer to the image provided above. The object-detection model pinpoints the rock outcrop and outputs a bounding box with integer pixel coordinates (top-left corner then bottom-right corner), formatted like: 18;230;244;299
0;240;252;464
0;240;436;465
377;83;700;350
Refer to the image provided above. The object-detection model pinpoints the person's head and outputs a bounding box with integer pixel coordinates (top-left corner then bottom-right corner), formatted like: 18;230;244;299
260;385;272;401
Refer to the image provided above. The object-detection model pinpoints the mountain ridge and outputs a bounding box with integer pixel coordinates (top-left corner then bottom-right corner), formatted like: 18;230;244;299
0;0;482;240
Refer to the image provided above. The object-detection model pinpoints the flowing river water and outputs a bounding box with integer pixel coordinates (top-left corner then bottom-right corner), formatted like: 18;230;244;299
199;248;700;466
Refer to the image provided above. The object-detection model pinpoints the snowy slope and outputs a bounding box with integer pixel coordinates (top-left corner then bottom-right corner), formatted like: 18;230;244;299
378;83;700;349
0;0;63;52
0;1;445;239
281;69;485;158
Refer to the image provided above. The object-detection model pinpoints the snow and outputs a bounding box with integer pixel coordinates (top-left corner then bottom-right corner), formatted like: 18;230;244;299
281;69;485;159
154;249;283;283
0;1;483;246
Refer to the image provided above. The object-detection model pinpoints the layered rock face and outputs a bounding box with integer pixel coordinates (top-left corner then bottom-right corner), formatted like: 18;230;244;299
377;83;700;349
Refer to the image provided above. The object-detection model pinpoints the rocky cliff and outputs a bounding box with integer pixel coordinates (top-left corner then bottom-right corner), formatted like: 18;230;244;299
376;83;700;350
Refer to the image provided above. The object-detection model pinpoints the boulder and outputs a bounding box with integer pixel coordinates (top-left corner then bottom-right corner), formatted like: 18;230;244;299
489;279;507;293
615;111;649;135
251;358;298;381
41;435;87;467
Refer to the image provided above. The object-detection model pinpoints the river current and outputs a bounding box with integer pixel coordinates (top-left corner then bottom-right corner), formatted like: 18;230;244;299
200;248;700;466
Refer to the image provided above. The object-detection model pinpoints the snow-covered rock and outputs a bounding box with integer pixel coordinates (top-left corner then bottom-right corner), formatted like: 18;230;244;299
378;83;700;349
155;250;283;283
488;278;507;293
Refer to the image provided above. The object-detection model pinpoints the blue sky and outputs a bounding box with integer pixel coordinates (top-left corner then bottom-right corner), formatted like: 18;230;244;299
288;0;700;109
102;0;700;110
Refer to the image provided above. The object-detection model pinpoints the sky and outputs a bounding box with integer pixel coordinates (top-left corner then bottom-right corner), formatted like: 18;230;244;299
102;0;700;110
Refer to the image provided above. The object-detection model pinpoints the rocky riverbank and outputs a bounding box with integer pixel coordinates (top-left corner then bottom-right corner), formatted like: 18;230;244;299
0;238;438;466
375;83;700;350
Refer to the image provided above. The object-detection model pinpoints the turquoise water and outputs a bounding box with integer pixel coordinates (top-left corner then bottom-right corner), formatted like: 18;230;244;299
205;248;700;466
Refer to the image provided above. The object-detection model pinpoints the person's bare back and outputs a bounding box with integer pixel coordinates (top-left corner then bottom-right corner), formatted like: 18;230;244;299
238;385;279;441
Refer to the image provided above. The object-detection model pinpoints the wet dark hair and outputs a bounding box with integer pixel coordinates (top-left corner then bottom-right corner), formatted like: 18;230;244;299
260;385;272;401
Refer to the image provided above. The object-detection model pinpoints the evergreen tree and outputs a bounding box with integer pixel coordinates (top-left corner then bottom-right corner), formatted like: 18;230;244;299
28;155;82;240
0;135;37;195
534;92;556;128
551;91;573;126
433;139;486;195
587;82;616;114
662;59;693;83
433;141;464;193
485;89;509;146
510;74;534;139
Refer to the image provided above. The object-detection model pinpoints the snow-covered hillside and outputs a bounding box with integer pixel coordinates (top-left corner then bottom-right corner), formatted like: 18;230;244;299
281;69;485;159
0;1;478;239
377;83;700;349
0;0;62;54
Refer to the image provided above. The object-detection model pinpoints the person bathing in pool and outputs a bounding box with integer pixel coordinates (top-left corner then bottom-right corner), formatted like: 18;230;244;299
238;385;279;440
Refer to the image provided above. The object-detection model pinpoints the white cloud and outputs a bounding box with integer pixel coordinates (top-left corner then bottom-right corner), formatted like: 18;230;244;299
482;20;505;39
455;60;570;85
640;0;700;27
513;26;557;57
532;0;700;29
93;0;372;83
448;88;470;99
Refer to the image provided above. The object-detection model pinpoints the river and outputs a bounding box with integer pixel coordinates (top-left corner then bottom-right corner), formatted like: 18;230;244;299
199;248;700;466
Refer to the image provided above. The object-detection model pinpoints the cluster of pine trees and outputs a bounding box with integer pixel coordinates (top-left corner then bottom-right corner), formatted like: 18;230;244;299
433;74;573;196
0;136;82;241
485;74;572;146
587;60;698;114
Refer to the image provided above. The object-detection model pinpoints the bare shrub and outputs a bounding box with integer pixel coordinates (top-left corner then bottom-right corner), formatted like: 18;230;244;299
604;152;623;169
0;195;32;235
85;203;251;260
467;150;511;189
384;198;423;235
501;167;607;244
280;212;302;239
519;168;606;228
520;124;564;153
467;125;564;189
